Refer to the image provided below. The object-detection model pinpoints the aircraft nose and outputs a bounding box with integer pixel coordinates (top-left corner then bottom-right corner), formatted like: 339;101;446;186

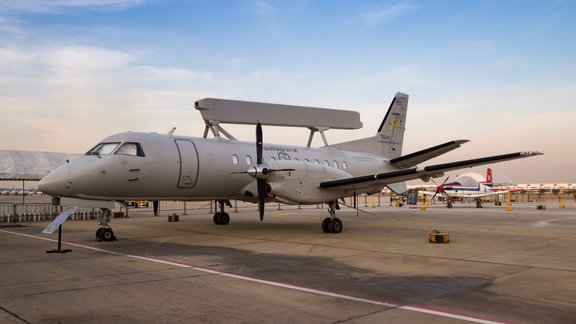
38;165;69;196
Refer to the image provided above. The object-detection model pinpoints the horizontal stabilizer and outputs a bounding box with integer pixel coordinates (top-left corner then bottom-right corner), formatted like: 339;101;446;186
389;140;469;168
319;151;542;191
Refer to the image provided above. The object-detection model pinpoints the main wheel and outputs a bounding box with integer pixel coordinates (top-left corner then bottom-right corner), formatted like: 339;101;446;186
321;217;331;233
100;228;115;241
219;212;230;225
95;228;102;240
213;212;222;225
329;218;343;233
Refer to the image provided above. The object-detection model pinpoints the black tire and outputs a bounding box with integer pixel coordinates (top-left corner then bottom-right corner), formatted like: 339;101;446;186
330;218;343;233
219;212;230;225
100;228;115;241
321;217;332;233
213;212;222;225
95;228;102;240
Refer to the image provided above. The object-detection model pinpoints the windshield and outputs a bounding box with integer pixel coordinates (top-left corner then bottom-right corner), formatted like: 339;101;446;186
86;142;120;156
115;142;145;157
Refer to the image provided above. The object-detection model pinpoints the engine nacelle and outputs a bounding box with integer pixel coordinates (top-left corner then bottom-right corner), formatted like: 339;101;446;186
265;160;352;204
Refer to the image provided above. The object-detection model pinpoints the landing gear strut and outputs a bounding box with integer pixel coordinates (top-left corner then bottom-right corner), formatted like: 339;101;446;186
96;208;117;242
321;201;343;233
213;200;231;225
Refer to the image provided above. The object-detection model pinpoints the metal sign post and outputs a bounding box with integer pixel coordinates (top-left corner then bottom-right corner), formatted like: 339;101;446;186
43;206;77;253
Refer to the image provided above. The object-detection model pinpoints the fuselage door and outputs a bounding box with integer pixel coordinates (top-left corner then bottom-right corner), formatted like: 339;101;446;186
175;139;199;188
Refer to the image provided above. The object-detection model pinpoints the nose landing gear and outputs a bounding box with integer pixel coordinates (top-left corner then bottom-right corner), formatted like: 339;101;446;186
96;209;117;241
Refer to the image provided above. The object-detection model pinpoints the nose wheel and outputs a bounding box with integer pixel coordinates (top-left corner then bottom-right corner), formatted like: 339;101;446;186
96;209;117;241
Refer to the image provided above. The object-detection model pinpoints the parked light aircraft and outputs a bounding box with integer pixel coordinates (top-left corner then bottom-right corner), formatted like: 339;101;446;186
422;168;515;208
38;92;542;241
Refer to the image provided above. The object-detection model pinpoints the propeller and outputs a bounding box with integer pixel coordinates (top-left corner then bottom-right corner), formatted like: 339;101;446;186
236;121;294;222
256;122;265;221
431;176;450;201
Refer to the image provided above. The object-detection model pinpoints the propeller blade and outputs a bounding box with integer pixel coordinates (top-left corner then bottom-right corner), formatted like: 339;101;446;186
257;179;266;221
256;122;263;165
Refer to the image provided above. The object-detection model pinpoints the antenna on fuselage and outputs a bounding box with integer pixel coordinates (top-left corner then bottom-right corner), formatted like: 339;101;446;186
167;127;176;135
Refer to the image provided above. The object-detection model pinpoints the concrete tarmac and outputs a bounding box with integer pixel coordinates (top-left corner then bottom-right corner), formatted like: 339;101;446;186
1;202;575;323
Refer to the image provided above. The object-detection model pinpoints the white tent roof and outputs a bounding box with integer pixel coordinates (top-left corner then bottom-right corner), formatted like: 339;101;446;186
0;150;80;181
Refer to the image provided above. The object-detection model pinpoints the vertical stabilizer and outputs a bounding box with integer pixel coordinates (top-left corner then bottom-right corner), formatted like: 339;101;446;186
331;92;409;158
376;92;408;159
485;168;493;184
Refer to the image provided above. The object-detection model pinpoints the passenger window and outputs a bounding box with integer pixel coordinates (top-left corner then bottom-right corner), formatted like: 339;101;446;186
87;142;120;156
270;157;276;160
232;154;239;164
333;161;339;168
245;155;252;165
315;159;320;164
342;161;348;169
323;160;329;166
304;159;310;163
278;152;290;160
115;142;145;157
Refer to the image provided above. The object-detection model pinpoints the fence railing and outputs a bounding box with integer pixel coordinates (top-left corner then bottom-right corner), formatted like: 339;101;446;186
0;195;388;223
0;202;103;223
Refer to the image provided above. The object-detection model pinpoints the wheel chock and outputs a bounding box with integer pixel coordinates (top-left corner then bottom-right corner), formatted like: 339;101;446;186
168;214;180;222
429;230;449;243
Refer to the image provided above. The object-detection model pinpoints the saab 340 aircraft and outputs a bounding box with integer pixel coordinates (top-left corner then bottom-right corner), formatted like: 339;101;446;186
38;92;542;241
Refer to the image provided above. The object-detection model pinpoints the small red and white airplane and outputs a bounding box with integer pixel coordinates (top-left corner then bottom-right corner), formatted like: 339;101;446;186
422;168;516;208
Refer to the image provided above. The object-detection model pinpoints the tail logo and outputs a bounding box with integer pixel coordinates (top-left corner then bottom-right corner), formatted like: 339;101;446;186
389;113;402;130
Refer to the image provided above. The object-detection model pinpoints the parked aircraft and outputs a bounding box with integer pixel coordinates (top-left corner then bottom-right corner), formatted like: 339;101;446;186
422;168;514;207
38;92;542;240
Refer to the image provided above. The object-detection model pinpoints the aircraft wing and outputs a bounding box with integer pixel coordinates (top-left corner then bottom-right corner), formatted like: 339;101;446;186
389;140;469;168
420;191;440;196
319;151;542;191
451;190;512;198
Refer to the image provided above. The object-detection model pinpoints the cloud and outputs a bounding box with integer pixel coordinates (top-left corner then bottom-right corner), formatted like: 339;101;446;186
356;2;415;27
0;43;304;152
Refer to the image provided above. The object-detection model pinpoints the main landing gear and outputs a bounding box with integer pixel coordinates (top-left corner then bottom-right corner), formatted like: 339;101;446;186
475;199;483;208
213;200;231;225
321;201;343;234
96;208;117;242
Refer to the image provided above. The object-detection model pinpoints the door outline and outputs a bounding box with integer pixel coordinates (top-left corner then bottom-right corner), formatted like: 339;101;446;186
175;139;199;189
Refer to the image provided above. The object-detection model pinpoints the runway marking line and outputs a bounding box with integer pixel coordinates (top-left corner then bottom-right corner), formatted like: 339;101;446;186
1;229;505;324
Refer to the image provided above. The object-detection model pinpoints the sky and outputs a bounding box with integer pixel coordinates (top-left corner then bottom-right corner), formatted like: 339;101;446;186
1;0;575;184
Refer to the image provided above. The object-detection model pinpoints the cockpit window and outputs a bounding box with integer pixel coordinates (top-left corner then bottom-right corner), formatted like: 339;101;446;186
115;142;145;157
86;142;120;156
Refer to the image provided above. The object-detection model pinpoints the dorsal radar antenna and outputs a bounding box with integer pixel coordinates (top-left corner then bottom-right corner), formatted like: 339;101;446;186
194;98;362;143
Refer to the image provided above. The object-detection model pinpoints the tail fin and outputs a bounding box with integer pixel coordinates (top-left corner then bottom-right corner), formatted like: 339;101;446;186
377;92;408;159
486;168;493;184
331;92;408;158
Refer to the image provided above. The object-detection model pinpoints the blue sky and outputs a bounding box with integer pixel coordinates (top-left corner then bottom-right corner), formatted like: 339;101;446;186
1;0;575;183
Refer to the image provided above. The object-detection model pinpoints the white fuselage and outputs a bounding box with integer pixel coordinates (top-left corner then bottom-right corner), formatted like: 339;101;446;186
39;131;395;203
